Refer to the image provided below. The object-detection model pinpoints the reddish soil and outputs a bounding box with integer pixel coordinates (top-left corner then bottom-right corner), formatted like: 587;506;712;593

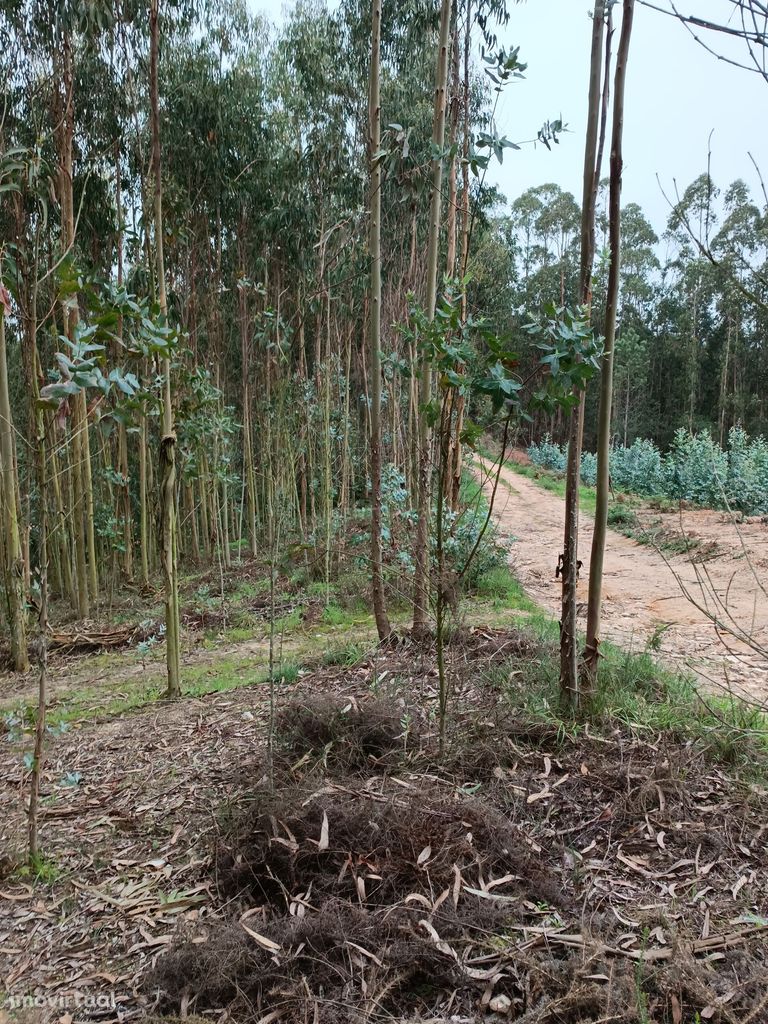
480;460;768;705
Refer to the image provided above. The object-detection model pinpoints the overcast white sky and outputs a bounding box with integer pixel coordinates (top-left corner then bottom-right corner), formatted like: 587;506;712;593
248;0;768;236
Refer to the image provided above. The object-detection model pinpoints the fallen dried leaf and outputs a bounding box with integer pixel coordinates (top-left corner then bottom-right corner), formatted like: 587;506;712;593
241;922;281;952
318;811;329;852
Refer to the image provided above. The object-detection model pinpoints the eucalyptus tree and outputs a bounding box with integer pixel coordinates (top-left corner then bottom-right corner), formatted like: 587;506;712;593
368;0;392;640
662;173;768;441
157;3;269;563
559;0;609;709
0;286;28;671
583;0;635;686
664;175;721;432
55;12;99;617
149;0;181;696
1;31;33;672
617;202;659;317
508;184;582;318
612;326;649;444
2;3;106;656
710;180;768;438
412;0;452;636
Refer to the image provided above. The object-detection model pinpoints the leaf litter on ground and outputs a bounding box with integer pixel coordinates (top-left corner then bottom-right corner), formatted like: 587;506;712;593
0;627;766;1022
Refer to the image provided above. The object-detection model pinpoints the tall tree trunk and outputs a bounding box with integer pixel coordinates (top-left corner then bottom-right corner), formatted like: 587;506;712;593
583;0;635;684
57;37;90;619
689;282;699;431
220;473;231;569
719;315;731;446
445;15;460;277
412;0;453;634
238;232;258;559
0;300;29;672
407;336;418;501
322;295;333;595
139;409;150;584
150;0;181;697
64;37;98;605
449;0;472;512
368;0;391;640
200;455;212;555
82;400;98;601
559;0;608;708
442;14;461;508
28;388;49;860
340;325;353;521
114;144;133;580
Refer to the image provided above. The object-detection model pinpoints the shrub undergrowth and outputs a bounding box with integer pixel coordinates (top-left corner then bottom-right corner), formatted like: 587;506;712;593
529;427;768;515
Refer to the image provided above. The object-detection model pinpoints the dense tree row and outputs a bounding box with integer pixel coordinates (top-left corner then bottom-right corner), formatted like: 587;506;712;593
477;175;768;448
0;0;543;673
0;0;764;693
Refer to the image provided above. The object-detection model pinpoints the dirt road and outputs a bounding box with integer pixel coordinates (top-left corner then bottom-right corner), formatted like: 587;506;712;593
480;460;768;704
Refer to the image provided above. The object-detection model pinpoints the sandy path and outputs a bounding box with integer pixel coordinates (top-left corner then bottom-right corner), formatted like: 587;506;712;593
479;460;768;705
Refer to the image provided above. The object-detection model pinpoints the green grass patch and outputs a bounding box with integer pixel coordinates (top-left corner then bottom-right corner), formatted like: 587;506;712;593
322;640;368;667
459;470;486;510
10;681;167;732
504;461;598;516
492;626;768;773
29;654;301;727
233;578;270;600
608;515;715;559
607;502;638;527
276;661;301;684
223;625;257;643
321;602;368;627
14;855;62;885
182;655;259;695
273;607;304;634
183;656;301;695
474;566;537;612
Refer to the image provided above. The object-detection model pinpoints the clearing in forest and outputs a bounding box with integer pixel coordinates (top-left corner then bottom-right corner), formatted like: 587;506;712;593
479;456;768;706
1;629;767;1024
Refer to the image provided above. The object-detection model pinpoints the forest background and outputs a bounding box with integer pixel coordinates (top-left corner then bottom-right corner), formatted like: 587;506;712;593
1;0;767;686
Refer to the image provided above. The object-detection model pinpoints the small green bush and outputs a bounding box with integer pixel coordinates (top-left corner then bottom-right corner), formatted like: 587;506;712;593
607;503;637;527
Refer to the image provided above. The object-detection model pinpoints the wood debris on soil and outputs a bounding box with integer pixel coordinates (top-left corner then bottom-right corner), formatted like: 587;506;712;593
0;628;766;1023
46;622;162;653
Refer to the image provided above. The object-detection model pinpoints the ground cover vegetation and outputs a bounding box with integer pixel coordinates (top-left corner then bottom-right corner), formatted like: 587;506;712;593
3;627;768;1022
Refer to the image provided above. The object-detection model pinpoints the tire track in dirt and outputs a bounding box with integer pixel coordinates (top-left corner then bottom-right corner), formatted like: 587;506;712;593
478;459;768;705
